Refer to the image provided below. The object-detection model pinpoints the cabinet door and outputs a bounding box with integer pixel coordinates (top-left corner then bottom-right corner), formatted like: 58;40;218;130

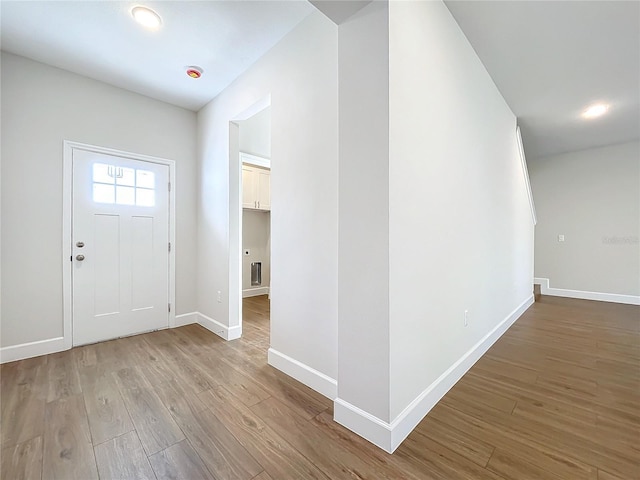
242;165;257;209
256;169;271;211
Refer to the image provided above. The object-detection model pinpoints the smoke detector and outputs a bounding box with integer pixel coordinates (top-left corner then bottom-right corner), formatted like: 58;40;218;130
186;66;203;79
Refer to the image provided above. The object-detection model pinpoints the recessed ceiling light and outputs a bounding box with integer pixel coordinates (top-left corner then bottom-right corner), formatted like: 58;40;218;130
131;6;162;30
582;103;609;119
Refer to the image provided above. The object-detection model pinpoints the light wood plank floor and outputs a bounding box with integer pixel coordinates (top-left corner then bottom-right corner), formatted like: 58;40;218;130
1;295;638;479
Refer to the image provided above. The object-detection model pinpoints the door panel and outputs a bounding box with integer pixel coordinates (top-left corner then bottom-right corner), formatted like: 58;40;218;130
72;149;169;346
257;169;271;210
93;214;121;316
242;165;257;208
131;216;155;310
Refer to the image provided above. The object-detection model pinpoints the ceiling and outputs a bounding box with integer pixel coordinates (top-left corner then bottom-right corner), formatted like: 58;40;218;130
0;1;313;111
1;1;638;159
445;0;640;159
309;0;371;25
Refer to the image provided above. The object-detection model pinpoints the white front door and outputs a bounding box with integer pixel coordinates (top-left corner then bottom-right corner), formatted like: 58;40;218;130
72;149;170;345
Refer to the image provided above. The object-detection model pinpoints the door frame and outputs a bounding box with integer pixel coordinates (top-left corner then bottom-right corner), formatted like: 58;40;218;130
62;140;177;349
228;95;271;337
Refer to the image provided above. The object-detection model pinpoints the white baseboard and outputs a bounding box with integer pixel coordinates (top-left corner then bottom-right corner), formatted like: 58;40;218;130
334;294;535;453
334;399;394;452
0;336;66;364
1;310;242;364
268;348;337;400
386;294;534;451
242;287;270;298
196;312;242;341
174;312;198;327
534;277;640;305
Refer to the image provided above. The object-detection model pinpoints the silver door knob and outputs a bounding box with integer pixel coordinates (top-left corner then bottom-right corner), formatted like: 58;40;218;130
76;254;85;261
76;241;85;248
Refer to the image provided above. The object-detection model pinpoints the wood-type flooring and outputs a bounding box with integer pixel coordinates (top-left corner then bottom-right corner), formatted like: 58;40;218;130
1;295;638;479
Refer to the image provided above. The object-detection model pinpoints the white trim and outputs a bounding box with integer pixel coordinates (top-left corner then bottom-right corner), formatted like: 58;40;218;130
63;141;177;347
0;337;66;364
268;348;337;400
242;287;270;298
167;159;177;328
240;152;271;169
387;294;534;451
334;399;394;452
197;312;242;341
0;311;227;364
62;142;74;351
174;312;198;327
334;294;535;453
516;125;537;225
534;277;640;305
230;122;243;347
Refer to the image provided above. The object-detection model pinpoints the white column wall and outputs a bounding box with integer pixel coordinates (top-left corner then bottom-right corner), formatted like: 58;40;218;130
336;1;391;423
388;0;534;421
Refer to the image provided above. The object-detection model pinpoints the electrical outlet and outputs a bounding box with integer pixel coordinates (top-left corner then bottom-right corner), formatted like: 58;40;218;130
217;291;222;303
558;234;565;242
464;309;469;327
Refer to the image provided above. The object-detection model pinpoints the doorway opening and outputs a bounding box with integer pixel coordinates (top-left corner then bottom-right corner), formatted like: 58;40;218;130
228;96;271;347
239;108;271;347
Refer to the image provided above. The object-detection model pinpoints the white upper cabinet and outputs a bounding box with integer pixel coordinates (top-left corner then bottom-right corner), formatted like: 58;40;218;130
242;164;270;211
256;168;271;211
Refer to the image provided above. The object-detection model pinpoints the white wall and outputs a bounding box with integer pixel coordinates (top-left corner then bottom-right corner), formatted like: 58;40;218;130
197;12;339;382
242;210;271;291
1;52;198;349
388;0;534;425
337;0;391;423
529;141;639;296
333;1;534;452
239;107;271;159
